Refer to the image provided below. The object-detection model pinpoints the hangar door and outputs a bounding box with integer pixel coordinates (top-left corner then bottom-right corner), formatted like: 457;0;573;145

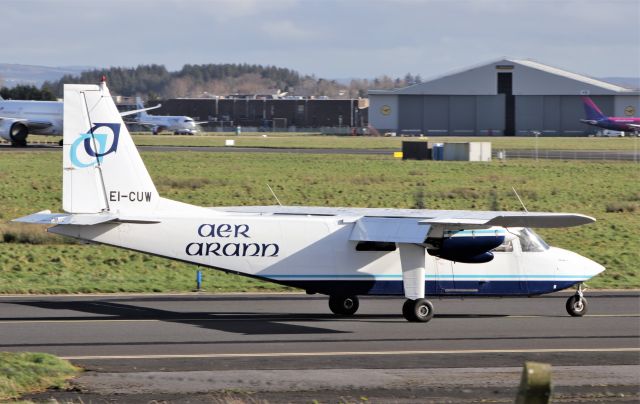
398;96;424;133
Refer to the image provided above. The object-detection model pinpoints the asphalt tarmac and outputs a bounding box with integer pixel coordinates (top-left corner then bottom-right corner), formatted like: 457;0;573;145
2;291;638;403
1;143;638;161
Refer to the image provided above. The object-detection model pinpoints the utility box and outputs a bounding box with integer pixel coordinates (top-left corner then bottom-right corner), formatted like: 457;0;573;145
432;143;444;160
443;142;491;161
402;141;431;160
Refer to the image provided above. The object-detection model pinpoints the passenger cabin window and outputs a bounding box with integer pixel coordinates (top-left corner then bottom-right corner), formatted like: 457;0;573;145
516;228;549;252
492;239;513;253
356;241;397;252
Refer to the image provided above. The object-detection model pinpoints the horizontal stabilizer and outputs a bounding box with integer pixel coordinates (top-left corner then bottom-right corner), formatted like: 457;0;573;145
13;211;160;225
350;217;430;243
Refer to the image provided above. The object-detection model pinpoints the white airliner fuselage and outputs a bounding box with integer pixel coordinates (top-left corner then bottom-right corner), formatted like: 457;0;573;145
0;99;63;145
15;80;604;323
131;97;200;135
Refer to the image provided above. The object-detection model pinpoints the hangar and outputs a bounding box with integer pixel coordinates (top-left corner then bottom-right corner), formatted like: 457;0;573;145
369;59;640;136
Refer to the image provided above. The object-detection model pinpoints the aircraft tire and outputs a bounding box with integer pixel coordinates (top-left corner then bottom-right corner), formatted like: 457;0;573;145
566;295;588;317
328;295;359;316
402;298;434;323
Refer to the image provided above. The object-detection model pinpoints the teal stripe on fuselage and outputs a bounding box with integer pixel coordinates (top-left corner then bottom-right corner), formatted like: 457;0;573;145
264;274;586;280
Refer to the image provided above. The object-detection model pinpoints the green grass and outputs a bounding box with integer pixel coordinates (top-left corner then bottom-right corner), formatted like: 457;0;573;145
0;352;79;400
23;133;640;151
0;151;638;291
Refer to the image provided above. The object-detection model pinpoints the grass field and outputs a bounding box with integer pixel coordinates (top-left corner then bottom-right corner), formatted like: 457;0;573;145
0;150;638;292
23;133;640;151
0;352;79;400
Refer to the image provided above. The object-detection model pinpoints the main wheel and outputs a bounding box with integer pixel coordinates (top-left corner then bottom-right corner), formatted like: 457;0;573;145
402;298;434;323
566;295;588;317
328;295;359;316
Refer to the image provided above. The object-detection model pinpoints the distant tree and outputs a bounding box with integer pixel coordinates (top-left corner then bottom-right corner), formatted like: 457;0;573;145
0;85;55;100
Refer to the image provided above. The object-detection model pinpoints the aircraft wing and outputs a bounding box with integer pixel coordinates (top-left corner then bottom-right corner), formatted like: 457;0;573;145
216;206;595;229
120;104;161;117
628;124;640;129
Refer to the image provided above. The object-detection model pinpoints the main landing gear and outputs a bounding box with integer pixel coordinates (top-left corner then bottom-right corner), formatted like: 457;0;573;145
566;283;588;317
328;295;359;316
402;298;434;323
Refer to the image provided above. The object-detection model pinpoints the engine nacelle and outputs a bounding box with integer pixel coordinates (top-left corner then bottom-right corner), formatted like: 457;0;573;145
427;231;504;264
0;119;29;145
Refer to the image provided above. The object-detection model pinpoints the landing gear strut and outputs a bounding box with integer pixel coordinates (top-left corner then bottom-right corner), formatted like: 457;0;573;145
328;295;359;316
402;298;434;323
566;283;588;317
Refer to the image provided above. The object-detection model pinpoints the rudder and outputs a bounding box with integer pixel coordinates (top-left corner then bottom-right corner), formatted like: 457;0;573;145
63;80;159;214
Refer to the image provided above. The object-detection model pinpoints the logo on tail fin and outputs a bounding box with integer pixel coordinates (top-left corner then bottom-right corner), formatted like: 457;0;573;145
70;123;121;168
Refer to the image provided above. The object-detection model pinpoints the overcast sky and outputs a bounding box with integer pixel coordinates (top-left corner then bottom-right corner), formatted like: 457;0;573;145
2;0;639;79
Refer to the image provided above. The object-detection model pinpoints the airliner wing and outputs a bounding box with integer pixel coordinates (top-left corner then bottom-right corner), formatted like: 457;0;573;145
120;104;161;117
628;124;640;129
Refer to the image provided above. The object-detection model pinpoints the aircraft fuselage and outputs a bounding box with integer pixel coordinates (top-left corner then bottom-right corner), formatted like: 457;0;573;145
49;213;603;298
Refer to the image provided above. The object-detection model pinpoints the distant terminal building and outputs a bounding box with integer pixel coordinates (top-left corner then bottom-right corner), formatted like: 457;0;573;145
369;59;640;136
150;96;369;131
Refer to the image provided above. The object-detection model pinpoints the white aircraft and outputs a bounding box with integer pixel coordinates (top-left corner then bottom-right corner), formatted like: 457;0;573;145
14;80;605;322
0;89;157;146
0;95;63;146
130;97;205;135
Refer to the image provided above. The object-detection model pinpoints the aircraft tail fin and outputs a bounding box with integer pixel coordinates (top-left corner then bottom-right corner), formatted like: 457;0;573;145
135;96;149;118
582;97;606;121
63;79;159;214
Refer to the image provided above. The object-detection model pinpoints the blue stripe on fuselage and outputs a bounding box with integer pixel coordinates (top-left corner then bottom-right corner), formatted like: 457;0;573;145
270;279;580;296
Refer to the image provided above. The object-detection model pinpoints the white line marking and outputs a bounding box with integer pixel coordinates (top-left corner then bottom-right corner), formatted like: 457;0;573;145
60;347;640;360
0;314;637;324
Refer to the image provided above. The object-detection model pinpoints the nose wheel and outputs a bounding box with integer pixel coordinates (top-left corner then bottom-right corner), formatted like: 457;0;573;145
566;284;588;317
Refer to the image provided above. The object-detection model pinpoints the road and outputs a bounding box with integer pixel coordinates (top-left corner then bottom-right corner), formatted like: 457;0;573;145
1;143;638;161
1;291;638;403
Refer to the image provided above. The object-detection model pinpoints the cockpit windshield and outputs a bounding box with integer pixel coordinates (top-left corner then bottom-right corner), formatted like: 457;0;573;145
514;228;549;252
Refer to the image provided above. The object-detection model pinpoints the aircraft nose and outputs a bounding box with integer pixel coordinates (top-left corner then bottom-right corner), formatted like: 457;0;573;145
584;257;605;277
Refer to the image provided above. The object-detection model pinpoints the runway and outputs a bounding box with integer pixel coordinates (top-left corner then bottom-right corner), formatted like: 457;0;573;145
1;143;638;161
3;291;639;402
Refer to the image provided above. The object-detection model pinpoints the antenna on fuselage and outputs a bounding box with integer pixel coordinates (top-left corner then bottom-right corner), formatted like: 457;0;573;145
267;183;282;206
512;187;528;213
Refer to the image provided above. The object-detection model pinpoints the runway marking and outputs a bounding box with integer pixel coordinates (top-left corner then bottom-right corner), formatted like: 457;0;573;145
60;347;640;360
0;313;638;324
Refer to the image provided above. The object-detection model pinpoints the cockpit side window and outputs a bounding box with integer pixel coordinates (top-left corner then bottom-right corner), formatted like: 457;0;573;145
516;228;549;252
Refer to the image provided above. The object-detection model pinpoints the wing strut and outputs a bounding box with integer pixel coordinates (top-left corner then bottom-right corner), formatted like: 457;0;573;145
398;244;425;300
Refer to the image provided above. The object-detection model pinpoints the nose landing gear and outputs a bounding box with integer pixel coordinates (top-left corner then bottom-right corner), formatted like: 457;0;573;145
566;283;588;317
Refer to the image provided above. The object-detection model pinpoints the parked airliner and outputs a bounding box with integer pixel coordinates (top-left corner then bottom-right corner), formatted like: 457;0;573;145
15;80;604;322
130;97;206;135
0;88;157;146
581;97;640;134
0;95;62;146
